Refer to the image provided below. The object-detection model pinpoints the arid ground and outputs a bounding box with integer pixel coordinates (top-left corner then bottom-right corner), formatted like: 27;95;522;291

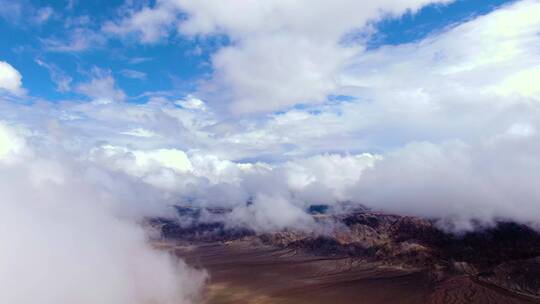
157;239;540;304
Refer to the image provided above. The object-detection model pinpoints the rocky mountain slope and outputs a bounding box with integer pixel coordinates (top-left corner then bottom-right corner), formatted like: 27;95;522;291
149;206;540;303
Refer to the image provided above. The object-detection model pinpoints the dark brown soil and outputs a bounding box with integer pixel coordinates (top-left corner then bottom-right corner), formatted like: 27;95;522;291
157;240;540;304
150;208;540;303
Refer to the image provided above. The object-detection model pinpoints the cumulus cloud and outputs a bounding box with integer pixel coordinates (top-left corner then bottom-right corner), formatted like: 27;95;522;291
105;0;453;114
0;61;24;95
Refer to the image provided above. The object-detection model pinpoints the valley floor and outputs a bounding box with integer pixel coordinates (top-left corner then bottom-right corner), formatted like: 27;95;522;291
157;240;540;304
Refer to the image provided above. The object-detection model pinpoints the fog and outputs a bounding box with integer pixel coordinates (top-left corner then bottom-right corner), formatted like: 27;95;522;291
0;123;206;304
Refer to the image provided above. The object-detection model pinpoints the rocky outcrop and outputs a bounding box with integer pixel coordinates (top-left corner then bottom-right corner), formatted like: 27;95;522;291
150;217;254;242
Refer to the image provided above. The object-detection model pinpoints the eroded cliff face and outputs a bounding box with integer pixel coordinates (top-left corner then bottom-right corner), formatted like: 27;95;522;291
150;207;540;303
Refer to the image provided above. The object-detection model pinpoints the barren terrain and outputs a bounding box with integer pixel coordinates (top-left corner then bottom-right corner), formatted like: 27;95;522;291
152;207;540;304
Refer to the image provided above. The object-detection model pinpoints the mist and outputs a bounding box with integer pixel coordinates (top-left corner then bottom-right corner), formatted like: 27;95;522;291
0;123;206;304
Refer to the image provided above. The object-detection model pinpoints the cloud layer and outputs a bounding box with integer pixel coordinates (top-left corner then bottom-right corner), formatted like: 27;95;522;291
101;0;540;231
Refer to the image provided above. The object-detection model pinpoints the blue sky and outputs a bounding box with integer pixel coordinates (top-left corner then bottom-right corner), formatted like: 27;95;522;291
0;0;516;104
0;0;214;101
369;0;516;46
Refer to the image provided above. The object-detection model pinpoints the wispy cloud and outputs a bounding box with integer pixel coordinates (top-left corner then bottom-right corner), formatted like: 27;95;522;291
0;1;56;25
76;68;126;103
35;59;73;92
120;69;147;80
34;6;54;23
0;0;22;22
128;56;154;64
41;28;105;52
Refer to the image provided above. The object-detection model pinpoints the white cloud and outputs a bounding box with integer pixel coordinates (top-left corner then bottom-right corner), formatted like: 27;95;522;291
175;95;206;111
35;59;72;92
120;69;147;80
495;66;540;99
121;127;159;138
105;0;453;114
189;0;540;230
35;6;54;23
350;135;540;232
89;144;196;192
210;35;355;114
98;145;193;175
0;122;25;161
282;153;381;203
0;61;24;95
42;28;105;52
179;0;454;114
0;123;206;304
103;1;179;43
229;194;316;232
76;69;126;103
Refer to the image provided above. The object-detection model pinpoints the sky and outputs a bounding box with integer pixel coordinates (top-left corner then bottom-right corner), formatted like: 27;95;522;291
0;0;515;106
1;0;540;302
